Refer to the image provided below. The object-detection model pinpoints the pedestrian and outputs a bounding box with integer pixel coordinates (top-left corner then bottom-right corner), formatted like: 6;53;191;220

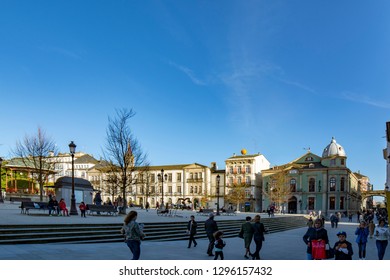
79;201;87;218
334;231;353;260
94;192;102;215
303;218;329;260
368;220;375;239
93;192;102;206
145;201;150;212
205;212;218;256
121;210;145;260
251;214;267;260
375;218;389;260
355;220;369;260
239;216;254;259
330;213;336;228
187;215;198;248
348;213;353;222
213;231;226;260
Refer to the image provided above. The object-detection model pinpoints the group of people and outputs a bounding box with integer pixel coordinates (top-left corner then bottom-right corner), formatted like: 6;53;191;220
303;217;390;260
47;195;69;216
119;209;389;261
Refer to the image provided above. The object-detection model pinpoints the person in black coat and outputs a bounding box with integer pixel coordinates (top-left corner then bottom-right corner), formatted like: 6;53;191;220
333;231;353;260
303;218;329;260
251;214;267;260
205;213;218;256
187;215;198;248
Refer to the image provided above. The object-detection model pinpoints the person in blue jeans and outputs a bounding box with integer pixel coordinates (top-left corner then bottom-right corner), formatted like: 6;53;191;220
121;211;145;260
375;219;389;260
355;220;369;260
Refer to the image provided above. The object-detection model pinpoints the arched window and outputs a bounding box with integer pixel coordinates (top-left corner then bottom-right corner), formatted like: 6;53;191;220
309;178;315;192
330;177;336;191
290;178;296;192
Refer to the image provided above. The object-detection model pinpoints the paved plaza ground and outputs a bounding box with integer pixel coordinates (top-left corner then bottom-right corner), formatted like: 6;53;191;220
0;201;389;260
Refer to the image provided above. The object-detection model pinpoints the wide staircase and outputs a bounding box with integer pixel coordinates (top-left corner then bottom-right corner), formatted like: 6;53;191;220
0;216;308;245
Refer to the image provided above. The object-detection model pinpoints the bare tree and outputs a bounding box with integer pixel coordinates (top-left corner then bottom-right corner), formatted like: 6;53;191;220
13;127;58;201
225;183;247;211
103;108;149;214
263;168;292;212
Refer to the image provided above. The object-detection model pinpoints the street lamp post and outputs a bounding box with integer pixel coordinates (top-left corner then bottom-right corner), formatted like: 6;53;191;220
157;169;167;208
0;157;3;203
69;141;78;215
216;174;220;216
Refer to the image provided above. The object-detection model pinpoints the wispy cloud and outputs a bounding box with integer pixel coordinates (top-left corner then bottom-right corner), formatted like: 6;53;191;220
169;61;206;86
279;79;317;94
340;91;390;109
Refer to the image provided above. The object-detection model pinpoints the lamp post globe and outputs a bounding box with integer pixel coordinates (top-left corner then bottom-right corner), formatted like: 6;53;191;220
216;174;220;216
68;141;78;215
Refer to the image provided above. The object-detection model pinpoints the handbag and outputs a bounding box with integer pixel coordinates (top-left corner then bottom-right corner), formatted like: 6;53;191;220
326;245;335;259
311;240;326;260
238;230;244;239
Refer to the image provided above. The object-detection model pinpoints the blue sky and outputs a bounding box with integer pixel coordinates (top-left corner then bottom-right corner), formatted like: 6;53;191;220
1;1;389;191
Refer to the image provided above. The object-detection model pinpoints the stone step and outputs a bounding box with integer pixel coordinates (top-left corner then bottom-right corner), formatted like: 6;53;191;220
0;216;307;245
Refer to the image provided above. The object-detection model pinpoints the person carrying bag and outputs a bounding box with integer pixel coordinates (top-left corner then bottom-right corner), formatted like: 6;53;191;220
303;218;329;260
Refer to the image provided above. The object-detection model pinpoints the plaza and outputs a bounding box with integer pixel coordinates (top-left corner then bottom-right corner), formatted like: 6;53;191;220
0;202;388;260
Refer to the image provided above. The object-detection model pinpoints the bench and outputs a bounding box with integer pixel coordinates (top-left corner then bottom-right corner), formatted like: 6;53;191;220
10;197;32;203
86;204;118;216
221;209;236;216
197;209;214;216
20;201;49;215
157;208;170;216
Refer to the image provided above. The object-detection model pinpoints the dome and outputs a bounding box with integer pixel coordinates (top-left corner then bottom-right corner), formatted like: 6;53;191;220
322;137;346;158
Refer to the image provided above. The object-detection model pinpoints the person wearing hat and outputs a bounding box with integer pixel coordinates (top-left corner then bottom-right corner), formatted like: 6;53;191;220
334;231;353;260
205;212;218;256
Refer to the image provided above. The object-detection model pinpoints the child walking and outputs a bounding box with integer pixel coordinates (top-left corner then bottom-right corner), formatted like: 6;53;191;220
214;231;226;260
79;201;87;218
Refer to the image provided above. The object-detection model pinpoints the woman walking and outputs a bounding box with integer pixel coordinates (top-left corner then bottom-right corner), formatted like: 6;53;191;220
375;218;389;260
355;220;369;260
239;216;254;259
121;210;145;260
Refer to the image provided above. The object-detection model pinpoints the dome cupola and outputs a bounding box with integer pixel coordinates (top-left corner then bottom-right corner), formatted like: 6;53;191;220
322;137;346;158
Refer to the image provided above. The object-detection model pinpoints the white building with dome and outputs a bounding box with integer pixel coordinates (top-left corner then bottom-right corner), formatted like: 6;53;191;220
261;137;367;216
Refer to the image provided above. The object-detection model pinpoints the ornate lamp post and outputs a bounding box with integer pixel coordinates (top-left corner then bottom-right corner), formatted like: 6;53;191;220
216;174;220;216
157;169;167;207
69;141;78;215
0;157;3;203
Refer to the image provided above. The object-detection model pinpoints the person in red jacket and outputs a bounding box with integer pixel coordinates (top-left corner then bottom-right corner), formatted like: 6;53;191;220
58;198;69;216
79;201;87;218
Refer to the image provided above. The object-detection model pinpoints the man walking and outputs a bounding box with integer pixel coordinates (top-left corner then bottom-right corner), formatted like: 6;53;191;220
205;212;218;256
